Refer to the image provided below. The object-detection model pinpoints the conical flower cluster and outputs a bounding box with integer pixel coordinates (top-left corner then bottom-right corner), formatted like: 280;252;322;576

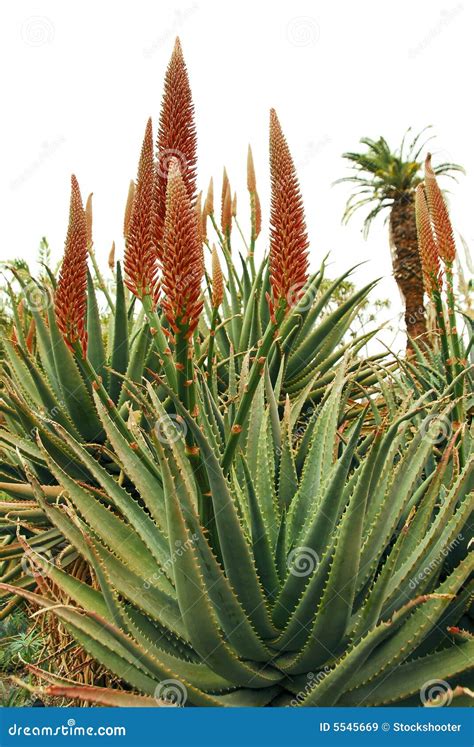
55;175;88;356
124;117;159;303
424;154;456;265
268;109;309;316
415;184;442;295
155;37;197;260
160;158;203;338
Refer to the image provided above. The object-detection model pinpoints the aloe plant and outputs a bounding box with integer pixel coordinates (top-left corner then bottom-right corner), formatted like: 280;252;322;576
1;364;472;707
0;41;382;615
0;37;472;707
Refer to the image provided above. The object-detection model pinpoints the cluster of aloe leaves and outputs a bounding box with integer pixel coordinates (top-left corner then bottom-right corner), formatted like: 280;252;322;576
0;240;472;705
0;245;384;614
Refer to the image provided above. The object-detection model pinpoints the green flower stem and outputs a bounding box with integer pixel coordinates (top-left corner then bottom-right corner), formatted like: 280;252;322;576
248;192;258;278
176;328;216;536
88;243;115;312
141;294;177;391
207;306;219;378
221;305;285;474
445;264;465;464
175;329;189;410
234;217;250;255
431;287;452;385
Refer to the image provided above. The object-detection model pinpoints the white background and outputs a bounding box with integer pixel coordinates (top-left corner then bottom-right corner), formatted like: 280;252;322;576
1;0;472;352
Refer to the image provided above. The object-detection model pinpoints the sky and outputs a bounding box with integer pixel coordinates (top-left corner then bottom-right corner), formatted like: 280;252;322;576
0;0;472;353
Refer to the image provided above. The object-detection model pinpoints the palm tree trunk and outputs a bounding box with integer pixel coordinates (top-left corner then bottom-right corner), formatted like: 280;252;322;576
389;193;427;351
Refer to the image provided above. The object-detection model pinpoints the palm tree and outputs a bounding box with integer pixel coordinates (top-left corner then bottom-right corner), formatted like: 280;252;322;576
337;129;463;350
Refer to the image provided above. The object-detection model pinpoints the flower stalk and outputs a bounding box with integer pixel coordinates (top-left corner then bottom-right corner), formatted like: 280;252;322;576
55;175;89;357
222;109;309;472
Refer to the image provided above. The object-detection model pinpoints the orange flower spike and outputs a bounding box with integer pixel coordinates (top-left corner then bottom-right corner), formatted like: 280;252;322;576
269;108;309;312
424;154;456;265
85;193;93;246
247;145;256;193
211;245;224;309
55;175;89;357
196;190;203;245
232;192;237;218
124;117;159;304
205;177;214;216
161;158;203;338
221;181;232;236
155;37;197;257
247;145;262;240
415;184;442;295
221;167;230;213
123;180;136;241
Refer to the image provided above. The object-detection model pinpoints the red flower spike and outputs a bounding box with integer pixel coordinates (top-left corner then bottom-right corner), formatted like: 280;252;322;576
424;154;456;264
155;37;197;260
55;175;89;357
415;184;442;295
160;158;203;338
124;118;159;304
269;108;309;312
